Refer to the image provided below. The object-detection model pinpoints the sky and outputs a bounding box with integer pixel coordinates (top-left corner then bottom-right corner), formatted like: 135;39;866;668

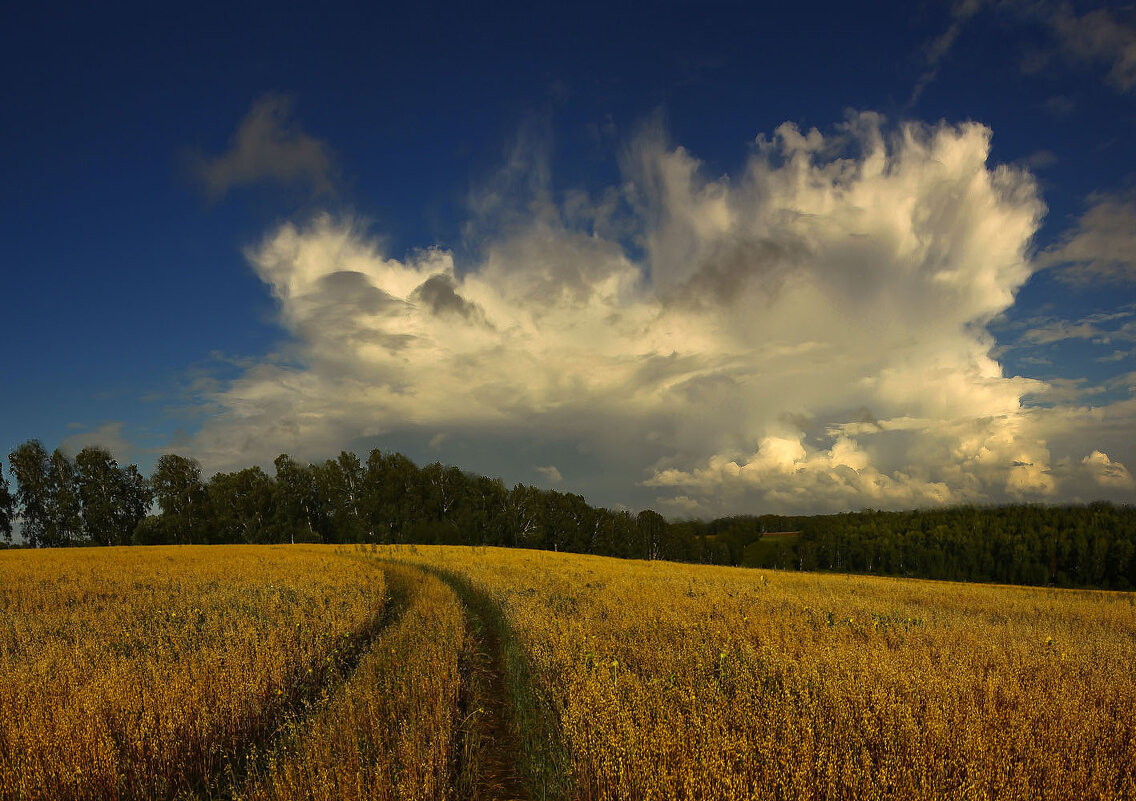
3;0;1136;517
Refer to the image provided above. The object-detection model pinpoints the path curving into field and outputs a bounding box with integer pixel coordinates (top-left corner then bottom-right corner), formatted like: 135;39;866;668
195;555;412;801
420;563;576;801
456;592;533;801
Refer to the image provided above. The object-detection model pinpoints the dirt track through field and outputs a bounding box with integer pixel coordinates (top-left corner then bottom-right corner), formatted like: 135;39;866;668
457;592;532;801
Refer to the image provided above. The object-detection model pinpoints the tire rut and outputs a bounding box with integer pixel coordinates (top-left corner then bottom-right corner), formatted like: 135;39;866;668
457;597;532;801
424;566;573;801
187;557;413;801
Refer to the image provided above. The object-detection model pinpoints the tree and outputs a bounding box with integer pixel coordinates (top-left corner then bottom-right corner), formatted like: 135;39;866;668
207;467;276;543
151;454;208;544
468;475;508;546
131;514;166;545
637;509;668;560
362;450;422;544
76;446;122;546
7;440;53;547
610;510;638;558
76;449;151;546
310;458;365;543
334;451;367;541
542;491;589;553
419;462;467;542
47;449;83;546
0;460;14;545
274;454;316;544
119;464;153;543
506;484;544;548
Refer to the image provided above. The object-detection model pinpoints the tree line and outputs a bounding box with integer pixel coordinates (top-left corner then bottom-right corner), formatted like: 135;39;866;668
1;441;150;548
672;505;1136;590
0;441;672;559
2;439;1134;589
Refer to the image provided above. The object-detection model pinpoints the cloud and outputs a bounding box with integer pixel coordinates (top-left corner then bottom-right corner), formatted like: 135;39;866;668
1082;449;1136;490
190;94;336;200
999;308;1136;369
1042;193;1136;284
411;273;488;322
1021;320;1102;345
180;112;1136;515
909;0;985;105
1014;2;1136;91
1021;149;1058;170
1041;94;1075;116
535;465;563;483
59;422;133;462
1049;4;1136;91
1097;350;1133;363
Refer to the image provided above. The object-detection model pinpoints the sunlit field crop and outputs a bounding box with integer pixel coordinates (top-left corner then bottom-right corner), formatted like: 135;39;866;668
235;562;467;801
2;543;1133;800
391;546;1136;801
0;546;385;800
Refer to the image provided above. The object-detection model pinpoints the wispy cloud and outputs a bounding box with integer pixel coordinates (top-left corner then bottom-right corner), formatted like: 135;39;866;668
909;0;984;105
1021;149;1058;170
1049;4;1136;92
59;421;133;461
190;94;336;200
535;465;563;483
1097;350;1133;363
1021;320;1103;345
1014;2;1136;92
1041;94;1076;116
1007;306;1136;349
1042;192;1136;283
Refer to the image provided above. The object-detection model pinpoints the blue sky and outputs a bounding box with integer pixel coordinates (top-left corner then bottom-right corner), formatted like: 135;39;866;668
4;1;1136;516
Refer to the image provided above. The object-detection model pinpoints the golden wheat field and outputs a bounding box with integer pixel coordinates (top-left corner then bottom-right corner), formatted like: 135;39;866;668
0;546;387;801
1;544;1134;801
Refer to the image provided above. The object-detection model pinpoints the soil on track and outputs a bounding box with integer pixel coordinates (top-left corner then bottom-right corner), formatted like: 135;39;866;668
457;595;532;801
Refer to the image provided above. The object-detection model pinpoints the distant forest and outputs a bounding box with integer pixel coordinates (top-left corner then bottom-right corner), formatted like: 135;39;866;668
2;439;1134;590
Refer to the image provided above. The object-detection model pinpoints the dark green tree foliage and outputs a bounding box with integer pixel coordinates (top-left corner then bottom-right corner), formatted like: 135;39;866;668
0;460;14;545
464;475;509;546
74;446;151;546
6;442;151;547
692;504;1136;589
208;467;277;543
324;452;366;543
507;483;544;548
273;454;318;544
414;462;467;544
120;464;153;539
361;451;423;544
637;509;668;560
7;441;53;547
47;449;83;546
76;447;121;546
131;515;166;545
151;454;208;544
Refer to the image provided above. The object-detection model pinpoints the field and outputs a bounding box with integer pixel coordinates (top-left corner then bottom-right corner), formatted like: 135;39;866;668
1;545;1134;800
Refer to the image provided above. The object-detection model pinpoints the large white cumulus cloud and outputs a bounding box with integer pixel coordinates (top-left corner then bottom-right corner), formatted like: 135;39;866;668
188;113;1136;514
